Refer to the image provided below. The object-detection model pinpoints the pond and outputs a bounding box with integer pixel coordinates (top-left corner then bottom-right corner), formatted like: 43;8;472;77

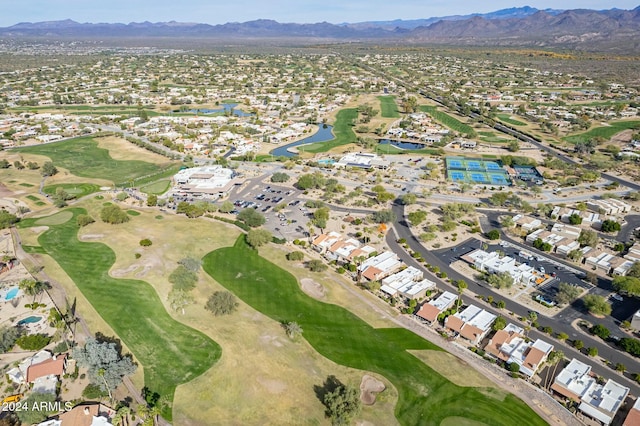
378;139;426;150
187;103;253;117
269;124;334;158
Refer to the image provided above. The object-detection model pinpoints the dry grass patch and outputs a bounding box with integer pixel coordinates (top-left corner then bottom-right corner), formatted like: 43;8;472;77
173;298;398;426
409;350;499;390
95;136;169;164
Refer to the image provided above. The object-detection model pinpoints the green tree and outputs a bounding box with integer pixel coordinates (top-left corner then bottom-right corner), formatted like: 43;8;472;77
0;210;19;229
72;337;137;401
573;339;584;350
205;291;239;316
246;229;273;248
41;161;58;176
555;282;582;305
568;213;582;225
587;347;598;357
323;382;362;425
371;209;396;224
100;205;130;224
308;259;328;272
492;316;507;331
578;229;598;247
286;251;304;261
167;289;194;315
612;276;640;296
601;220;621;233
237;208;266;227
407;210;428;226
583;294;611;316
486;229;500;240
16;393;57;425
0;159;9;168
487;272;513;289
218;200;234;213
507;140;520;152
271;172;290;182
399;193;417;205
0;326;22;353
146;194;158;207
590;324;610;340
168;265;198;291
76;214;95;227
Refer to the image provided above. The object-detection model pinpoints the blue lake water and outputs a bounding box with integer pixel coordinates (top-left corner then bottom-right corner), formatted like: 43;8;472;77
269;124;335;158
187;103;253;117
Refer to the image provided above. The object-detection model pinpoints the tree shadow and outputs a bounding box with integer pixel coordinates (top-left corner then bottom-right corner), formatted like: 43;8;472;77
313;375;343;405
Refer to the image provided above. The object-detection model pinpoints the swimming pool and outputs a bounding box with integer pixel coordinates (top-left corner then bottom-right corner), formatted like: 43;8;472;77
17;315;42;326
3;286;20;301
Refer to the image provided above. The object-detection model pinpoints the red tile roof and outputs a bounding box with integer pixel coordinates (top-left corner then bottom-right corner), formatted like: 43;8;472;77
623;406;640;426
416;304;441;322
26;354;67;383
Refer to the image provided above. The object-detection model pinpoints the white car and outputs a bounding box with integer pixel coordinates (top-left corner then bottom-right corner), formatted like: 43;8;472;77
611;293;624;302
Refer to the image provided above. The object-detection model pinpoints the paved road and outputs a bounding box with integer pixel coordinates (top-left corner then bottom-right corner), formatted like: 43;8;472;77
387;202;640;395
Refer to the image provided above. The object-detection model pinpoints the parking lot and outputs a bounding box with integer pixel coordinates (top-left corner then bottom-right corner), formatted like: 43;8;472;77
229;182;310;240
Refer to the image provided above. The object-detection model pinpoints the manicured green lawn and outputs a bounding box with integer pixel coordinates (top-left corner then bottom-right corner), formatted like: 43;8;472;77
420;106;476;136
302;109;358;153
563;120;640;144
374;144;444;156
43;183;102;199
202;237;545;426
378;95;401;118
26;195;41;202
139;179;171;195
497;114;527;126
14;137;178;186
23;209;221;420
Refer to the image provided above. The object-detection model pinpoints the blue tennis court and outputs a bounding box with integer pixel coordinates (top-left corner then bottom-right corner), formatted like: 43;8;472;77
490;174;509;185
470;173;488;183
467;161;482;170
450;171;465;181
445;156;512;186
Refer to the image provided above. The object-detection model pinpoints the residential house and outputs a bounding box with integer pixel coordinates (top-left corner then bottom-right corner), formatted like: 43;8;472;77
623;397;640;426
485;323;553;378
445;304;497;345
415;291;457;323
551;223;582;239
587;199;631;215
37;403;115;426
624;243;640;263
551;358;629;425
610;257;635;276
358;251;402;281
461;249;536;285
311;232;343;253
7;351;67;394
584;249;617;274
513;214;542;232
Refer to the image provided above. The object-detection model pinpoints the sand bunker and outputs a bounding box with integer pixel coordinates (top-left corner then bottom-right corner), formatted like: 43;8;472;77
30;226;49;234
359;375;385;405
300;278;325;300
80;234;104;240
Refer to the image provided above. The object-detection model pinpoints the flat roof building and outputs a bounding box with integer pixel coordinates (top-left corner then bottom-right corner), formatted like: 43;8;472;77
445;304;496;345
416;291;457;323
172;165;239;199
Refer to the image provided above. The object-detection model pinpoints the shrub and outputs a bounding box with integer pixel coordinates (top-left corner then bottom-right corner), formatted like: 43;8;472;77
16;333;51;350
139;238;152;247
486;229;500;240
82;383;108;399
590;324;610;340
205;291;239;316
76;214;95;227
286;251;304;261
587;347;598;357
100;205;130;224
308;259;328;272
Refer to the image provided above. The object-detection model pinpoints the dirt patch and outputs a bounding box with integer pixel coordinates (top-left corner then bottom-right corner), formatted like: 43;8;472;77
300;278;326;300
359;375;386;405
256;376;288;394
110;264;140;277
0;183;14;198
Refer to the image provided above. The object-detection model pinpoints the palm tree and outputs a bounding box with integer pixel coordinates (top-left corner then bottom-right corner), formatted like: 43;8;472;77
19;279;48;302
112;406;131;426
545;350;565;391
284;321;303;339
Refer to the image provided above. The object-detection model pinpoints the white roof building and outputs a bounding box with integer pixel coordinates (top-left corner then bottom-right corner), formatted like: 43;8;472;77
415;291;458;323
445;304;497;345
173;166;238;198
461;249;536;285
336;152;390;170
552;358;629;425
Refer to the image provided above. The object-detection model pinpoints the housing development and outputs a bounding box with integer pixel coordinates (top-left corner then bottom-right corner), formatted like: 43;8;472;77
1;4;640;426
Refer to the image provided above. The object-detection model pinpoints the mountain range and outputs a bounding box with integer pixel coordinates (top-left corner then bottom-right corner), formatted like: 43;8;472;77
2;6;640;52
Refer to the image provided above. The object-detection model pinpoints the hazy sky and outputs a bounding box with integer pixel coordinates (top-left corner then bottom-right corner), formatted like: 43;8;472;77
2;1;638;27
